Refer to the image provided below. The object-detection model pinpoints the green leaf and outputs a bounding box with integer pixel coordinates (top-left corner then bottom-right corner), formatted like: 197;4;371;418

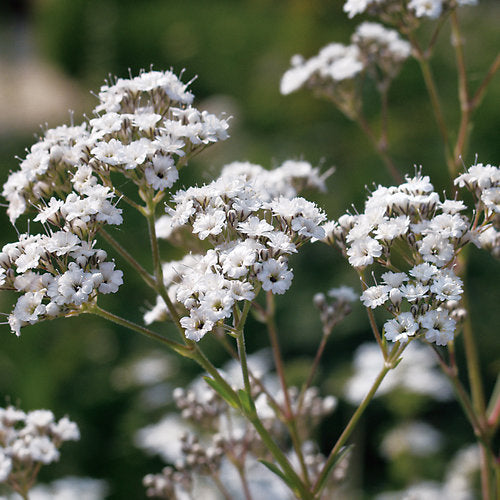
315;445;353;494
203;376;239;409
259;459;297;493
238;389;253;414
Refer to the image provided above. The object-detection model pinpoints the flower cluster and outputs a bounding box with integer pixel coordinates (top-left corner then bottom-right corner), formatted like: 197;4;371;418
0;230;123;336
313;286;358;334
455;162;500;257
343;0;477;21
146;163;326;341
326;171;475;345
1;69;232;337
137;351;339;499
0;406;79;495
2;70;229;225
280;22;410;115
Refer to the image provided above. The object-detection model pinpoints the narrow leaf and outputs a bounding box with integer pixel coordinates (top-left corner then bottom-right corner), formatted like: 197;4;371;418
238;389;253;414
259;459;297;493
203;376;239;409
316;445;353;494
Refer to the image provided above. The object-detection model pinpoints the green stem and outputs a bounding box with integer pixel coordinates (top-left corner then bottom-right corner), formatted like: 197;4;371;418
265;292;311;487
471;52;500;110
451;11;471;172
356;114;402;183
144;197;185;336
99;228;156;289
297;331;330;414
312;342;406;496
248;415;314;500
409;34;455;176
87;305;193;358
237;328;255;412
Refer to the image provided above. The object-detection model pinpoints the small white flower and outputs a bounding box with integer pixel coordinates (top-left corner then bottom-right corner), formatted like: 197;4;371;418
420;309;456;346
384;312;419;343
347;237;383;268
360;285;390;309
256;258;293;295
144;155;179;191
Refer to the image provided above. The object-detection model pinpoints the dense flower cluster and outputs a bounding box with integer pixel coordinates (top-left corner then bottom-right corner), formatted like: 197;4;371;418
0;406;79;492
343;0;477;21
326;171;476;345
1;70;230;337
455;162;500;257
3;69;229;225
280;22;410;113
145;161;327;341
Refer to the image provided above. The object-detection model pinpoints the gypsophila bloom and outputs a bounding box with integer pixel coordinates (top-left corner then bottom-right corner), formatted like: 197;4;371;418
329;169;484;346
2;69;230;225
144;162;326;341
0;405;79;497
343;0;478;22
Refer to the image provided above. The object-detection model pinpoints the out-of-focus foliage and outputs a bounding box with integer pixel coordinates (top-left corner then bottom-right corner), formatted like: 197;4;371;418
1;0;499;498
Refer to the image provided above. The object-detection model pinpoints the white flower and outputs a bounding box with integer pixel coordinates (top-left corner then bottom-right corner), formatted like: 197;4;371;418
28;436;60;464
408;0;443;19
384;312;419;343
256;259;293;295
360;285;390;308
237;216;274;238
430;271;463;302
400;281;429;302
180;309;215;341
51;416;80;442
0;453;13;482
420;309;456;346
381;271;407;288
13;291;46;325
347;237;383;268
145;155;179;191
192;209;226;240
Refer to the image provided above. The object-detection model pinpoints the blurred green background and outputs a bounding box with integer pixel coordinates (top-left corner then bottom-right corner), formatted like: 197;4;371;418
1;0;499;498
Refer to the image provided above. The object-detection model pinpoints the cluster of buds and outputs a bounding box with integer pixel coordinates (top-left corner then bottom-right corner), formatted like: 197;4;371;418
172;387;226;429
280;22;410;118
0;406;79;497
343;0;477;24
143;465;192;499
313;286;358;334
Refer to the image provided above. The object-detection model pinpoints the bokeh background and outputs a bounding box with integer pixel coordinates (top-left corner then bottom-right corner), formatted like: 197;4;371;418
1;0;499;498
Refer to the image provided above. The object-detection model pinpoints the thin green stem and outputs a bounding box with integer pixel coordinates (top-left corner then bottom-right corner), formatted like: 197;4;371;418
265;292;311;487
312;342;407;496
297;331;330;414
99;228;156;289
144;197;185;336
212;473;235;500
237;329;255;412
266;292;293;420
471;52;500;110
248;415;314;500
409;34;455;176
356;114;402;183
451;11;471;172
87;304;193;358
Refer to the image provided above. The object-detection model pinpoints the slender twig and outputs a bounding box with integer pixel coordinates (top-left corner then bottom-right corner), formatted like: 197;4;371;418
356;114;402;183
99;228;156;289
409;33;455;176
87;304;193;357
451;11;471;172
297;331;331;414
264;291;311;487
312;343;407;496
471;52;500;110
